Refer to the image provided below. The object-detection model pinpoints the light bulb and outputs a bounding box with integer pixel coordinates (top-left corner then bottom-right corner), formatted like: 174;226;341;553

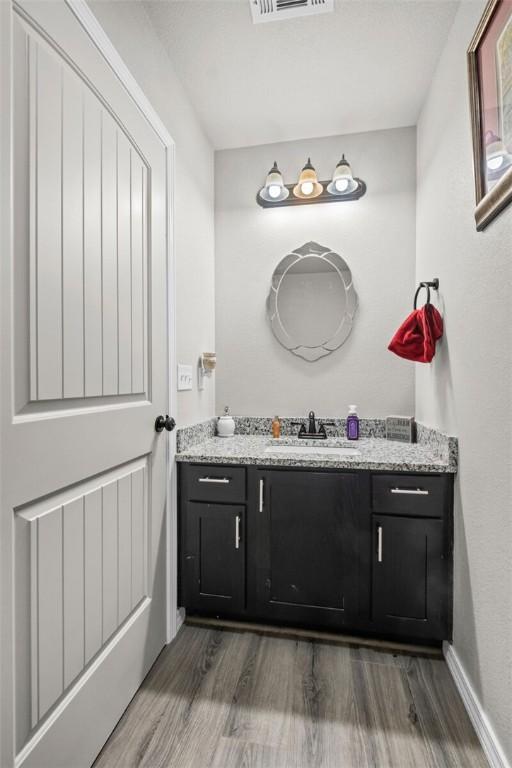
335;178;349;193
487;155;504;171
300;181;314;196
268;184;281;199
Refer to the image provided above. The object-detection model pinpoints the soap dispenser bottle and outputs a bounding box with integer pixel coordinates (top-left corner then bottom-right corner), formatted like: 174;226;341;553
271;415;281;439
346;405;360;440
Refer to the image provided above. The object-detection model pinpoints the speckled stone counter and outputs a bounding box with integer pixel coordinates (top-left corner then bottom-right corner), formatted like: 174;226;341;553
176;435;457;474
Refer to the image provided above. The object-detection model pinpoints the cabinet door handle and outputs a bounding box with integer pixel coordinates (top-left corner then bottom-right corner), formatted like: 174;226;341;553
235;515;240;549
390;487;429;495
259;479;264;512
197;477;230;484
377;526;383;563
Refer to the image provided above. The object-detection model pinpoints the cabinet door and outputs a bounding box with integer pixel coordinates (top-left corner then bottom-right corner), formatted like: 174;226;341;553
372;515;448;640
183;503;245;615
252;470;359;629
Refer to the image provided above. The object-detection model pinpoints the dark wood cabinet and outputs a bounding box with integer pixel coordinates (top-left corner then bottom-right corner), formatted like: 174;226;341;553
181;502;245;615
372;515;449;640
372;474;451;517
179;462;453;644
250;470;360;629
183;465;246;504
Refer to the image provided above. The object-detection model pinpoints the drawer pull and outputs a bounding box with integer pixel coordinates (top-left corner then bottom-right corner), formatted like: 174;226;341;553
377;526;383;563
259;479;264;512
390;487;429;496
235;515;240;549
197;477;230;484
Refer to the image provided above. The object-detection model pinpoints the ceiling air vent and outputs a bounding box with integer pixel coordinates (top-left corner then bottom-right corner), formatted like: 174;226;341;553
249;0;334;24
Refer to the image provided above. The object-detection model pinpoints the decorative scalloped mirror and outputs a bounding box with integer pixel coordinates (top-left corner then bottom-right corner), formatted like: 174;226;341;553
266;241;358;362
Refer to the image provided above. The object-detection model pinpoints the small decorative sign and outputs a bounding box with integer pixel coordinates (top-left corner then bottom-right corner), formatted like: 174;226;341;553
386;416;416;443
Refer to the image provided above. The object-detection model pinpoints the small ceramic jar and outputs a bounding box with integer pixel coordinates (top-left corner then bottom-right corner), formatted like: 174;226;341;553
217;406;235;437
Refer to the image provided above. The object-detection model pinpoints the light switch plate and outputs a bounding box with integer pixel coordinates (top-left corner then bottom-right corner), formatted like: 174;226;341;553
177;364;193;391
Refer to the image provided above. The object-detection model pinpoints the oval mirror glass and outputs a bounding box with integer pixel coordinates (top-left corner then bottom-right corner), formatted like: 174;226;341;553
267;241;357;362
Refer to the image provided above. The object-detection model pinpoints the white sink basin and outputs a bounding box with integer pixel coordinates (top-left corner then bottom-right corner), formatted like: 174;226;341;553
265;444;361;457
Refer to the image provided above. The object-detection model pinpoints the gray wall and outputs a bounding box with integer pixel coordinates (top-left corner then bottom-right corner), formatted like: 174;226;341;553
416;1;512;762
215;127;417;418
89;0;215;427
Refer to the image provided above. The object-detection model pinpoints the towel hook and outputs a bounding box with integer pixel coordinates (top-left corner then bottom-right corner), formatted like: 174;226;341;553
414;278;439;309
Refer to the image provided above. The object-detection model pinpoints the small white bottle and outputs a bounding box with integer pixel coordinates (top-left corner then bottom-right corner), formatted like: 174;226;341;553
217;406;235;438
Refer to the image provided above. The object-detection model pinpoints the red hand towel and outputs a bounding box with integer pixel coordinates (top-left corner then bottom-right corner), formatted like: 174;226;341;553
388;303;443;363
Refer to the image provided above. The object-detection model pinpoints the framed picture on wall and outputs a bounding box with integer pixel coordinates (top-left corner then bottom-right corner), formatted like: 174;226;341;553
468;0;512;230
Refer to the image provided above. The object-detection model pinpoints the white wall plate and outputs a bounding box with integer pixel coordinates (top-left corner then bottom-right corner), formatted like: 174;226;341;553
177;364;193;391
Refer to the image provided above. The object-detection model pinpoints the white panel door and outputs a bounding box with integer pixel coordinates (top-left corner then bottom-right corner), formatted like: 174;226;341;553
0;2;175;767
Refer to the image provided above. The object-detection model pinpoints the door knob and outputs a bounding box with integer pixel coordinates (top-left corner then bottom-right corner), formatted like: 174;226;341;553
155;414;176;433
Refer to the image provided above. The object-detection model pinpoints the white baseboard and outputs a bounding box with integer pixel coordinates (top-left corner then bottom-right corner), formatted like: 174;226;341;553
175;607;186;634
443;642;510;768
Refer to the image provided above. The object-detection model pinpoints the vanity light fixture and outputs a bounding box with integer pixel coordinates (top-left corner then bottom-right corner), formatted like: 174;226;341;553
327;154;359;196
256;154;366;208
258;161;289;203
293;158;323;199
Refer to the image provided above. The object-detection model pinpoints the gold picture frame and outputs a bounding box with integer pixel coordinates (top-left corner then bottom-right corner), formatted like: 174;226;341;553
468;0;512;230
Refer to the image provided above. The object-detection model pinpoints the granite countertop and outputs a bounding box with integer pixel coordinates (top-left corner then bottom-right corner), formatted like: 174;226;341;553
176;435;456;474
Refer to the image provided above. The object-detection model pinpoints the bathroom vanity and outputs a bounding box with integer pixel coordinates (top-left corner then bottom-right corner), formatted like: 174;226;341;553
177;434;455;645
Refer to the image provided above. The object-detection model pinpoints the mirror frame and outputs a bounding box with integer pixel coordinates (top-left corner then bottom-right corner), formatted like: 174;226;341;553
266;241;358;362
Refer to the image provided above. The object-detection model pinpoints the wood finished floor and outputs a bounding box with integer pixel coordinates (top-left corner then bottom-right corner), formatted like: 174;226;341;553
93;624;487;768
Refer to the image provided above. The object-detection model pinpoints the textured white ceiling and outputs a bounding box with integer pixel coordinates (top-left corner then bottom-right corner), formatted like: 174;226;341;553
143;0;459;150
